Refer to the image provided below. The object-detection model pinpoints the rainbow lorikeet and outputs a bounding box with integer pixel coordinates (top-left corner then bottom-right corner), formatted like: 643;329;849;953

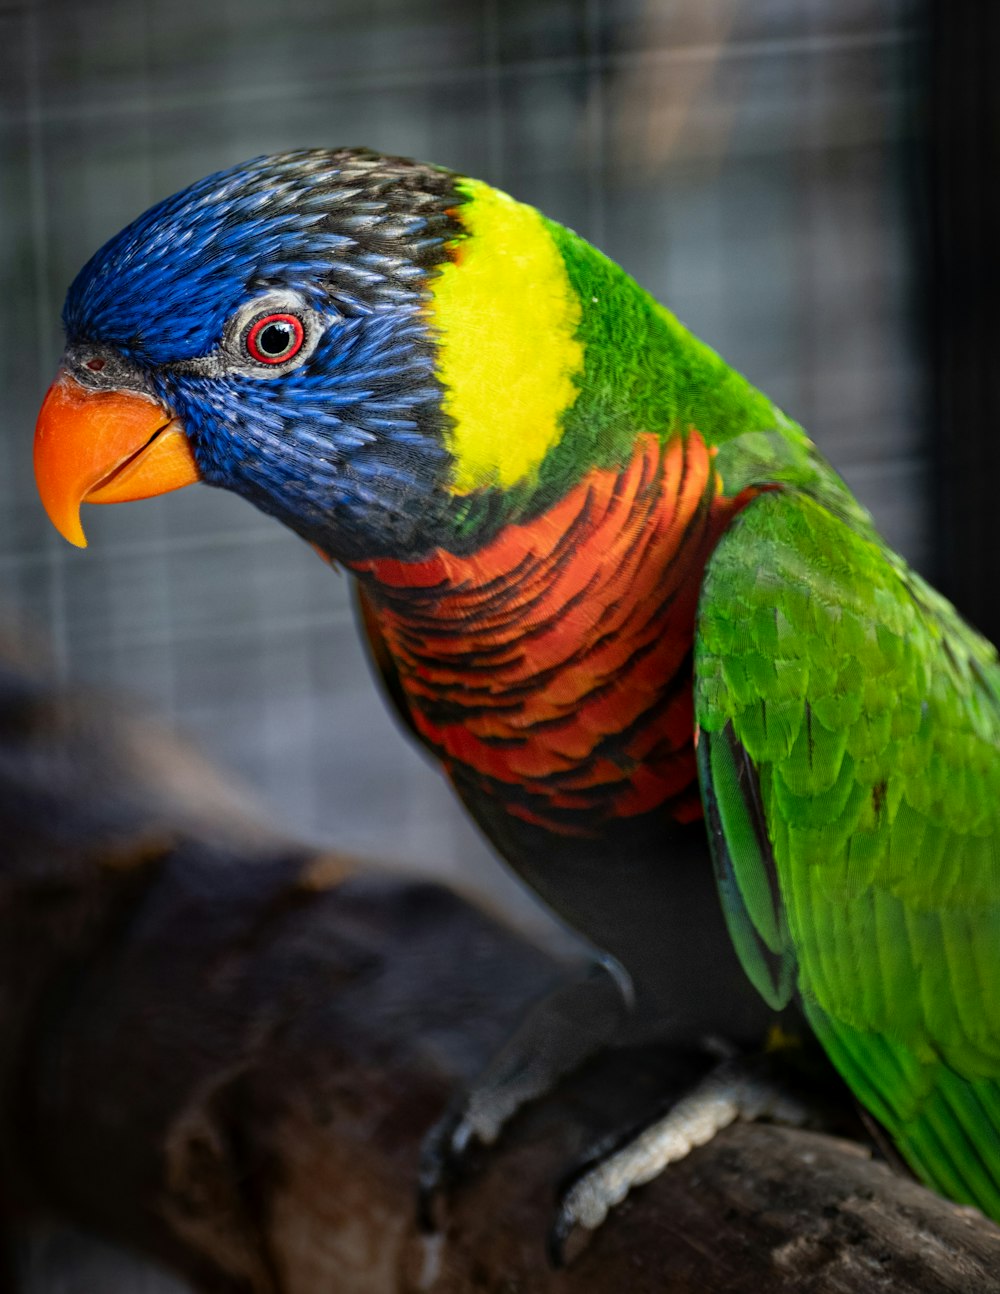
33;150;1000;1233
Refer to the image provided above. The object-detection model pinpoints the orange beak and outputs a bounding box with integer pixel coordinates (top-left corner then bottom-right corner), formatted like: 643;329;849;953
34;370;202;547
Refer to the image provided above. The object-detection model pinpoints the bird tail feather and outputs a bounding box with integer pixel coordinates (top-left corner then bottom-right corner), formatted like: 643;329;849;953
804;1000;1000;1220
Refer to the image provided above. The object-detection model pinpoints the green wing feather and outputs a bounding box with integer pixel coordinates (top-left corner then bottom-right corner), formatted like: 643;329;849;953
694;487;1000;1215
701;721;796;1010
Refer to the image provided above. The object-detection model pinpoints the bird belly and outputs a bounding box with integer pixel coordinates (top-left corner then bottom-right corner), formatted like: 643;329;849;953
465;797;775;1045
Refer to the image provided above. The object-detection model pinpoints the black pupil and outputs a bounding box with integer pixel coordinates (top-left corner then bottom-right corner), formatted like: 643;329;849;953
258;321;294;356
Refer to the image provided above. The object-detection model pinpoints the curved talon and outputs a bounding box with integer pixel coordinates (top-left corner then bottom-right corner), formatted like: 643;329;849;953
417;1102;481;1232
547;1205;579;1269
546;1125;634;1265
416;1159;446;1234
416;1112;456;1232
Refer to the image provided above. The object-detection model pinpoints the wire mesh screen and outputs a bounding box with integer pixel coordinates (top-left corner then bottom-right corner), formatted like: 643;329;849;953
1;0;922;927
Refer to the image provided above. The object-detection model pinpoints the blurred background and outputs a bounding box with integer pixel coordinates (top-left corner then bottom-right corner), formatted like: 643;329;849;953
0;0;956;1287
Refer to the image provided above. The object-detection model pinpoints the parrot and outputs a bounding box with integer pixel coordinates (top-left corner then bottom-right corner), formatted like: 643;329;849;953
32;148;1000;1238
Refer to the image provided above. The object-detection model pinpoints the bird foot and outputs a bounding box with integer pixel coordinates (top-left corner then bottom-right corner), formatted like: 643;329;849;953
549;1054;810;1265
418;955;633;1231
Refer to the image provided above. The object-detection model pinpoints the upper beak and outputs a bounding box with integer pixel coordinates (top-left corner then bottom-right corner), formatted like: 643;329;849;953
34;369;202;547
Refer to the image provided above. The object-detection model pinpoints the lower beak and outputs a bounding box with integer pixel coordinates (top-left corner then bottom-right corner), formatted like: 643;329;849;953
34;370;202;547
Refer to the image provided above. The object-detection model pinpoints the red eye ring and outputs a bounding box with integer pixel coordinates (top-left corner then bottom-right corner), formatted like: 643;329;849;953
245;313;306;365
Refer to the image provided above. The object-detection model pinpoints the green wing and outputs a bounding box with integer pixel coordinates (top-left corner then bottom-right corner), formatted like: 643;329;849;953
694;488;1000;1216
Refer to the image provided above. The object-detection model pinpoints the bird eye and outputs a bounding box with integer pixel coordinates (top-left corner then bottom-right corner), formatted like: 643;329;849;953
244;313;306;365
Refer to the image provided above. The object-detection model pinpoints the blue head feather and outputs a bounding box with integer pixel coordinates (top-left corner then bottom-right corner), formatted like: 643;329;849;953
62;149;468;559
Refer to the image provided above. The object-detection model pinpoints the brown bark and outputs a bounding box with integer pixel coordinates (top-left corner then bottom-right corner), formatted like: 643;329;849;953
3;645;1000;1293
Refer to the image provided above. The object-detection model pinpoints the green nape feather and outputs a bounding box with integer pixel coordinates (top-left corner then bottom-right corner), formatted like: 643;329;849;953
695;486;1000;1217
432;173;870;541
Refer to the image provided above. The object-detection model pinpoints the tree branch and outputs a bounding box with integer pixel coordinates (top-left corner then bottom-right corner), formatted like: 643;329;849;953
3;644;1000;1292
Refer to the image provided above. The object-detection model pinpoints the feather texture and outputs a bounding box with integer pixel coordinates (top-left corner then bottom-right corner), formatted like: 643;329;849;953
354;431;755;835
695;488;1000;1212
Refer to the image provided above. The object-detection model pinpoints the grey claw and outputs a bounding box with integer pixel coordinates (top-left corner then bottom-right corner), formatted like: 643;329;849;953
416;1090;512;1230
546;1203;577;1268
417;1106;468;1232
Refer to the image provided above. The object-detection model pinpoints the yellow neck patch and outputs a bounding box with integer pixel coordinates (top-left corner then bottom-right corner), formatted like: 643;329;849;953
427;179;584;495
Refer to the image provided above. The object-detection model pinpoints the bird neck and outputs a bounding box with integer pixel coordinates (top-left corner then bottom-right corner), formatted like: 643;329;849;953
428;213;808;552
349;430;760;836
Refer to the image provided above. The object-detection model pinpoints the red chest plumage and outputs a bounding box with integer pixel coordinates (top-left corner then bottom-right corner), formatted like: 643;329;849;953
353;432;755;836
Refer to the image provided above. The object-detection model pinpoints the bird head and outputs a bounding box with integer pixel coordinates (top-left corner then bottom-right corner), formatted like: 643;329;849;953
34;148;590;561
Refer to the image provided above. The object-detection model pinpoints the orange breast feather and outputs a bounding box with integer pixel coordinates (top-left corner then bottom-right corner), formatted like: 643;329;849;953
353;432;755;835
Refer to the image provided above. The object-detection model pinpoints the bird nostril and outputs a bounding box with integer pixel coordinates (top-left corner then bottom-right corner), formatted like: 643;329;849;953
84;357;105;372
